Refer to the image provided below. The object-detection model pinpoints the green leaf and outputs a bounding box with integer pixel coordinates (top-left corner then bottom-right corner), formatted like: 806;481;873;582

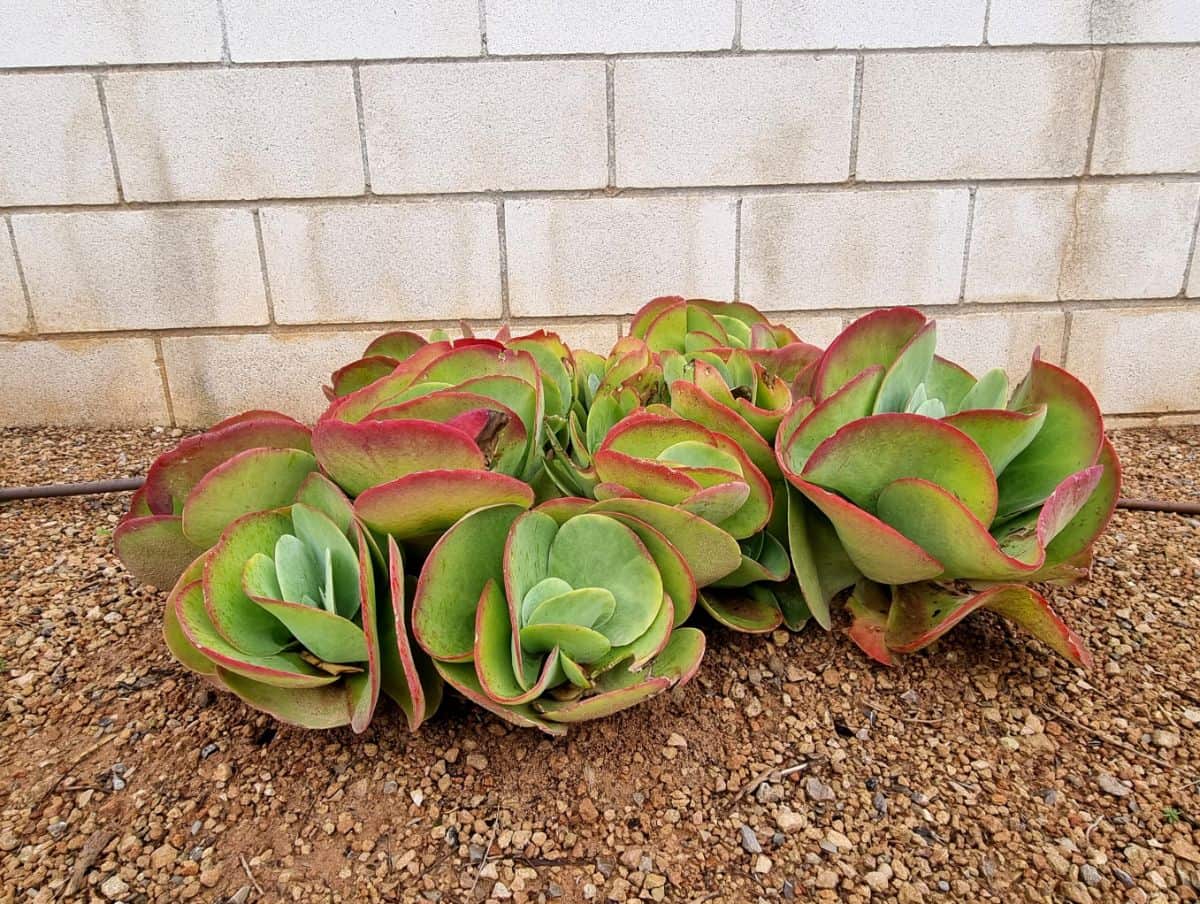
291;503;361;619
520;622;612;662
873;321;936;414
785;486;858;630
527;587;617;630
959;367;1009;411
274;534;321;606
203;510;294;655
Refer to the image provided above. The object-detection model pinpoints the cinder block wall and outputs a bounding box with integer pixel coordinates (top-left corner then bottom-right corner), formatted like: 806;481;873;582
1;1;1198;426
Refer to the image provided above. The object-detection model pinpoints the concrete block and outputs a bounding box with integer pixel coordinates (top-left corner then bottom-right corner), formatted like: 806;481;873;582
505;197;737;317
260;203;501;324
857;51;1097;180
105;68;362;201
934;310;1066;383
615;57;854;187
362;61;606;193
740;188;970;310
0;233;27;334
1066;306;1200;414
0;74;116;206
966;182;1200;302
988;0;1200;45
486;0;735;53
223;0;480;61
13;210;268;332
742;0;986;49
0;337;167;426
0;0;222;68
771;313;845;348
162;331;368;424
1092;48;1200;175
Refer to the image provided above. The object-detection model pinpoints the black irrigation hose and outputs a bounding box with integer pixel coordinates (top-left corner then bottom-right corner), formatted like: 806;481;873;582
0;477;1197;516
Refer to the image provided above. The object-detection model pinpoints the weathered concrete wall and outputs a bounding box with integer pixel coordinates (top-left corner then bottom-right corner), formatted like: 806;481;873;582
1;1;1198;425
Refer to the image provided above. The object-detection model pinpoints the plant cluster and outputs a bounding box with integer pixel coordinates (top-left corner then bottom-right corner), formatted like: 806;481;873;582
115;300;1120;733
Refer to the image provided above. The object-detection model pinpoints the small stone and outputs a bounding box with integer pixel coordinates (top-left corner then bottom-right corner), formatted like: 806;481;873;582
547;882;563;899
900;689;920;705
100;875;129;900
775;808;804;834
1182;708;1200;726
150;843;178;869
739;824;762;854
824;829;851;851
212;763;232;782
1171;836;1200;864
667;733;687;748
806;776;835;802
382;780;398;794
1061;881;1092;904
578;798;599;823
782;879;795;900
47;820;68;839
1097;773;1130;797
865;870;889;892
1112;868;1134;887
937;880;950;892
200;743;218;759
873;791;888;816
466;754;488;770
1080;864;1102;887
0;828;18;852
753;854;771;874
199;868;220;888
492;880;512;899
1152;729;1181;748
337;812;355;834
815;869;839;889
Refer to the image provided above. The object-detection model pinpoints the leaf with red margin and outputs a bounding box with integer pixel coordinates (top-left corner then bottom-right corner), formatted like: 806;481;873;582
650;626;706;686
164;576;217;676
181;447;317;548
845;580;896;666
873;320;937;414
534;675;672;723
126;485;153;518
411;504;524;661
592;448;703;505
1041;437;1120;568
535;496;596;524
175;581;338;687
329;355;398;398
364;330;428;361
875;467;1101;581
785;486;860;630
355;469;534;539
586;498;742;587
313;418;484;496
802;413;998;524
925;356;978;414
142;412;311;515
777;367;883;476
788;477;944;584
379;537;441;732
811;307;926;401
699;588;784;634
630;295;685;341
474;578;560;704
584;512;697;623
997;358;1104;518
216;667;352;730
347;521;383;732
884;582;1093;667
114;514;208;589
434;659;566;735
943;407;1047;477
669;379;780;479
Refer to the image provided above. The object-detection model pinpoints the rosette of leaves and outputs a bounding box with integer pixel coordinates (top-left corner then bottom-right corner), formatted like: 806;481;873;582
410;496;741;733
162;473;440;732
315;339;553;541
775;307;1120;666
115;411;316;589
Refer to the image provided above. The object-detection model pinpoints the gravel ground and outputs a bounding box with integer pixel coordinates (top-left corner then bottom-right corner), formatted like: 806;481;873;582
1;425;1199;904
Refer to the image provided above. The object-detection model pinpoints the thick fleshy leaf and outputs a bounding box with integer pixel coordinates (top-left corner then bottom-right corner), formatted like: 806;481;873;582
802;414;998;524
294;471;354;533
313;418;484;496
648;626;706;685
163;577;217;676
216;667;352;730
355;469;534;539
669;380;780;479
699;588;783;633
885;582;1092;667
535;676;672;723
347;522;382;732
412;504;523;660
872;321;936;414
474;578;559;704
291;503;361;619
593;449;703;506
925;356;977;414
943;407;1047;477
114;514;207;588
528;587;617;629
434;659;566;735
365;330;428;361
546;514;662;646
592;593;673;672
143;412;311;515
997;359;1104;517
203;510;294;655
379;537;440;731
789;478;943;584
771;578;812;632
1042;437;1121;567
777;367;882;476
786;486;859;630
959;367;1009;411
713;531;791;588
587;498;742;587
845;580;895;666
329;356;397;398
175;581;337;687
677;480;753;526
520;622;612;661
249;596;367;664
597;513;696;621
811;307;926;401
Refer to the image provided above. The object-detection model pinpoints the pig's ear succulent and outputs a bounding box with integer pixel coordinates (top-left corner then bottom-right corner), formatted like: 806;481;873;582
410;497;740;733
163;473;440;732
326;330;431;399
316;341;546;540
115;411;315;589
776;307;1120;667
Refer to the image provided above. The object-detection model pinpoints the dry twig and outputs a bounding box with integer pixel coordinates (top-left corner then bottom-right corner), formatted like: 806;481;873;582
240;854;265;897
862;698;947;725
469;812;502;896
1042;705;1185;774
732;762;812;802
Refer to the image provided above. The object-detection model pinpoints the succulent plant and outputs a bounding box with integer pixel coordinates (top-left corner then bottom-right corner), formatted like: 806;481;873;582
410;497;741;733
315;338;550;541
115;411;316;589
161;472;439;732
775;307;1120;666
